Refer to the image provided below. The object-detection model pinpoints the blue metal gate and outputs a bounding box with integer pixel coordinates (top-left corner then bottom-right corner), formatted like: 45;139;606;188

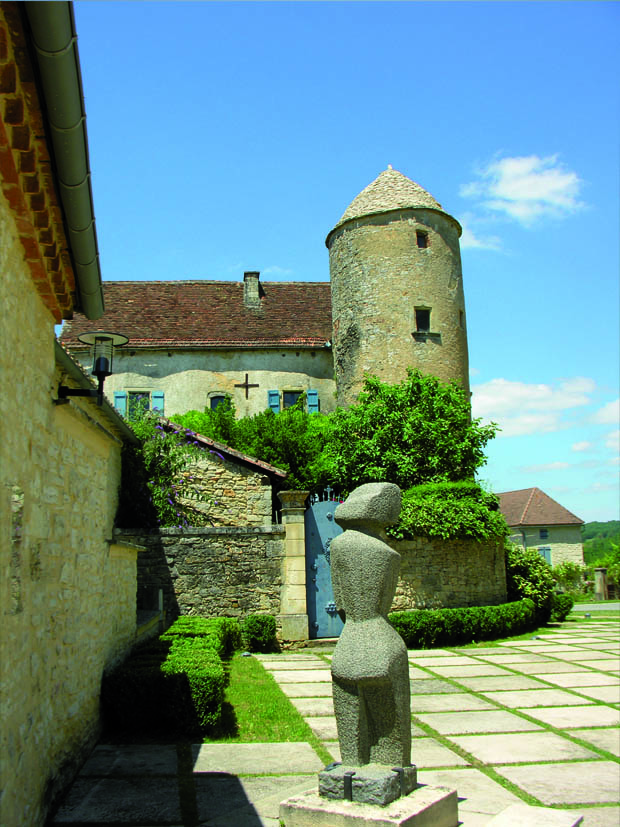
305;489;344;639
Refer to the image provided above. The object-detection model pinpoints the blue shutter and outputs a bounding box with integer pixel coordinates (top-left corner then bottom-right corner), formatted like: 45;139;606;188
268;390;280;413
307;389;319;413
538;547;551;564
113;391;127;416
152;391;165;414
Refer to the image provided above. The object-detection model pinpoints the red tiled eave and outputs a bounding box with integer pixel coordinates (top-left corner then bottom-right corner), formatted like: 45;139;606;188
497;487;584;527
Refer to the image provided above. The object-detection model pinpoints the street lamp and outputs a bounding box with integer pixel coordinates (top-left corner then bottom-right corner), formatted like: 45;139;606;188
57;331;128;406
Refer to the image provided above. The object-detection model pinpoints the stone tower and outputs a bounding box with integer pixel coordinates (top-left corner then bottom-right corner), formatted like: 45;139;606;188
326;167;469;406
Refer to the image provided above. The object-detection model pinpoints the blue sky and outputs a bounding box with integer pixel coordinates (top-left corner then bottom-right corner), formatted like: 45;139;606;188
72;1;619;522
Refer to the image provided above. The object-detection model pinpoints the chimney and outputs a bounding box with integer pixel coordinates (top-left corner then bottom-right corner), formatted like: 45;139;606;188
243;271;261;309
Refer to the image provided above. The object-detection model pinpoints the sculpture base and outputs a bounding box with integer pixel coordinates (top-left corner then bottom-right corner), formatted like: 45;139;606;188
319;763;417;806
279;784;458;827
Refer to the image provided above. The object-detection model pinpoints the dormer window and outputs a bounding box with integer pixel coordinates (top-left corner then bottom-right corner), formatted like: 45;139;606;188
416;230;429;249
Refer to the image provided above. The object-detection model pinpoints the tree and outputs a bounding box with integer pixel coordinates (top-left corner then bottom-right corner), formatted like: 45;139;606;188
311;370;498;493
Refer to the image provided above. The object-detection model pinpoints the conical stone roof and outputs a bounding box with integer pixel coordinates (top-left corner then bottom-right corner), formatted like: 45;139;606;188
329;167;449;237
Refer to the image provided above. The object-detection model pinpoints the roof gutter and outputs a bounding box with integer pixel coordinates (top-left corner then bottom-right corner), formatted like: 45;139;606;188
24;1;104;319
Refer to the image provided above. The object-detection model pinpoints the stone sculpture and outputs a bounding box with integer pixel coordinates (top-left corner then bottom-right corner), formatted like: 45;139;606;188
319;482;416;805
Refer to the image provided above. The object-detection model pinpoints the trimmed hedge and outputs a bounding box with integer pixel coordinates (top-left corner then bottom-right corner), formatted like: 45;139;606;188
241;614;278;653
102;616;241;734
388;599;536;649
550;593;574;622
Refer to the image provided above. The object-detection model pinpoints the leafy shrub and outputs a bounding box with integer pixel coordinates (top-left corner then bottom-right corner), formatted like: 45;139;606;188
550;593;574;622
310;370;498;493
102;617;242;735
388;599;536;648
505;543;555;625
241;614;278;653
552;561;586;593
387;481;508;541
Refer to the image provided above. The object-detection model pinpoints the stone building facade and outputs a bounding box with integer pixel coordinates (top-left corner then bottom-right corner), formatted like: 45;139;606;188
498;487;584;566
0;6;138;824
60;169;470;416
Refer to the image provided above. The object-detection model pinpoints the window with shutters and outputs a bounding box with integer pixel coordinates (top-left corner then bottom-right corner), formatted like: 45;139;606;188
113;390;164;419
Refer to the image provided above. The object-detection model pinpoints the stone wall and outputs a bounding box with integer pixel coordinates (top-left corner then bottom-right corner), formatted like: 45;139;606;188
117;527;286;622
390;536;507;610
0;180;136;826
176;452;274;527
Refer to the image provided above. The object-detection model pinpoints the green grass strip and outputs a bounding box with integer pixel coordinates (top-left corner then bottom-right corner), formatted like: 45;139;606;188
203;654;333;765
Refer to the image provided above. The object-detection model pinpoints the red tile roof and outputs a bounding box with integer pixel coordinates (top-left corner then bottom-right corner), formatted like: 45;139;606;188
60;280;333;350
160;418;287;480
497;487;583;527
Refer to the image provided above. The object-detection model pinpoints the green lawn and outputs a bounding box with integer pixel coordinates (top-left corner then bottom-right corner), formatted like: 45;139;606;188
203;654;332;764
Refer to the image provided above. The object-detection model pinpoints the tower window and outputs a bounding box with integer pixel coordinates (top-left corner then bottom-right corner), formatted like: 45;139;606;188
415;308;431;332
210;394;228;410
283;390;303;409
459;310;465;329
416;230;429;249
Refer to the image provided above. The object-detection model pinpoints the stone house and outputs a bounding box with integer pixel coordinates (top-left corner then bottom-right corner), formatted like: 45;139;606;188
60;167;470;416
0;4;140;824
498;487;584;566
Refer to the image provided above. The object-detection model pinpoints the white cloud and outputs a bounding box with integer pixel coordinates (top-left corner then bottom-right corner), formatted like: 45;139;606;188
591;398;619;425
471;376;596;437
605;429;620;453
520;461;570;473
571;441;592;452
461;154;585;226
458;215;501;251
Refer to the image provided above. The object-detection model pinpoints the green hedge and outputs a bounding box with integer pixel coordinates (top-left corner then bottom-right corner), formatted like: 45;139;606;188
388;599;536;649
241;614;278;653
102;616;241;734
550;593;574;622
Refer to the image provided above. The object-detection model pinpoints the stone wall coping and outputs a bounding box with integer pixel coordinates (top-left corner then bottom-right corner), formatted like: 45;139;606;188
108;539;147;552
115;525;285;538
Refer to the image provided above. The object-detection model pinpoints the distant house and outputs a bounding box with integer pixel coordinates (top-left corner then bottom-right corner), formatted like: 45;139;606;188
497;487;584;566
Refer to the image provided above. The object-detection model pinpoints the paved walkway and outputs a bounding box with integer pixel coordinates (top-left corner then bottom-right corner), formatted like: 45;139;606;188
51;616;619;825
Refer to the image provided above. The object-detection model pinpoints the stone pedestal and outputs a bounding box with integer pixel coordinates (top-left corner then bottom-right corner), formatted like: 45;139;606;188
594;567;608;601
280;784;458;827
319;763;417;807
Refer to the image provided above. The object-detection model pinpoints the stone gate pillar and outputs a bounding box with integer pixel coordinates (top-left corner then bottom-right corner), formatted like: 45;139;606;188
278;490;309;641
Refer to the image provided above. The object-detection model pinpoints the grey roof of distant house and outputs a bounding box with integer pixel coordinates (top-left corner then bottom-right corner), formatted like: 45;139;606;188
330;168;450;235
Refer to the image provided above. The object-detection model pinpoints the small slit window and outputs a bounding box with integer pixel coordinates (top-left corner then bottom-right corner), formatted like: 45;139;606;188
416;230;429;249
210;395;228;410
415;308;431;332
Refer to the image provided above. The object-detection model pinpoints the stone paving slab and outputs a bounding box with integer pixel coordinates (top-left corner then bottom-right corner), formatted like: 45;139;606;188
411;737;470;767
410;678;464;694
52;777;183;823
472;652;554;664
480;688;593;707
551;652;619;664
517;661;591;675
192;742;324;775
305;715;338;741
416;767;522;817
455;675;548;692
408;666;432;678
448;731;599;764
572;728;620;757
267;669;331;683
486;802;585;827
414;709;542;735
411;693;495;713
78;744;179;776
208;774;316;826
572;685;620;703
429;664;514;678
290;697;334;717
577;806;620;827
279;681;333;698
534;672;619;688
414;655;480;667
586;660;620;672
261;660;328;670
519;704;620;729
496;760;620;805
408;648;456;657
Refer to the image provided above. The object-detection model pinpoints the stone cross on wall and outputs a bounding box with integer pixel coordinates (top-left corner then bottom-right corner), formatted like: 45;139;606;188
318;482;417;806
